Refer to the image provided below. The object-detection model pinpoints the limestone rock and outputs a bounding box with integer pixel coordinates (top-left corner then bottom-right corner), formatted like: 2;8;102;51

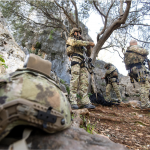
0;13;25;76
127;100;140;108
0;127;128;150
28;127;128;150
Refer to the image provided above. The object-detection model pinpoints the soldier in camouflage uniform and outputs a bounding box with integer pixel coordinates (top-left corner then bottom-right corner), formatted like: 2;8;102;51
66;28;95;109
0;54;72;148
101;63;122;103
124;40;150;109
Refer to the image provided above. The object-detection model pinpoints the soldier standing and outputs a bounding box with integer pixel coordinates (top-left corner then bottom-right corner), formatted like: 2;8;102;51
101;63;122;103
124;40;150;109
66;28;95;109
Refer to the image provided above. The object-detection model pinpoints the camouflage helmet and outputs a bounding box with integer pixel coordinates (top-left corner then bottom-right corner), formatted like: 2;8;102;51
70;27;81;36
0;54;72;141
104;63;111;69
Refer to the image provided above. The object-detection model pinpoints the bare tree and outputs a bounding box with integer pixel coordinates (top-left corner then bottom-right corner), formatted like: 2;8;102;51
91;0;131;62
1;0;150;58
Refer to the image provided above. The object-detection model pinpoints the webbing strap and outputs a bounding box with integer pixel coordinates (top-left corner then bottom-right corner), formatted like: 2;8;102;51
128;62;143;69
8;128;32;150
106;69;118;79
126;50;147;57
71;61;85;68
71;53;84;60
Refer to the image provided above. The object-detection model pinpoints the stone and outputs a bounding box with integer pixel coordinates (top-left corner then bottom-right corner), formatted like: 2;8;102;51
137;133;143;136
0;13;25;76
128;100;140;108
0;127;129;150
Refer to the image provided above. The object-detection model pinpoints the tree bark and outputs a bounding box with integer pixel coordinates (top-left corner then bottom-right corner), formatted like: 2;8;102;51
91;1;131;63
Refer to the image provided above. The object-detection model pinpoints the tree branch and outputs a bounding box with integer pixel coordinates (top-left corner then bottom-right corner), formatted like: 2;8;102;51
93;1;106;18
13;0;69;34
71;0;79;27
115;1;131;25
120;23;150;29
104;48;124;60
91;0;131;63
119;9;150;29
54;0;77;27
120;0;124;15
127;32;150;43
97;1;115;42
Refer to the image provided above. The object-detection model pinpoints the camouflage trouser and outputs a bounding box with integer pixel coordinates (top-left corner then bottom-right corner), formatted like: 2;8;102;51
140;81;150;108
131;66;150;108
105;82;122;102
69;58;91;105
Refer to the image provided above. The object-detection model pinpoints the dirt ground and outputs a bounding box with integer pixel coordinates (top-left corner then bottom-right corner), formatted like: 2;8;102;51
82;103;150;150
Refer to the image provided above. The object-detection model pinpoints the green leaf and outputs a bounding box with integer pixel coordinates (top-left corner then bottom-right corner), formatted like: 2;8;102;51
0;57;5;63
3;64;8;68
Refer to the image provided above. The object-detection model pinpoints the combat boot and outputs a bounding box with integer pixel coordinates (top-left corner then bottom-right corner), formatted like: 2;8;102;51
71;104;79;109
83;104;95;109
110;99;121;104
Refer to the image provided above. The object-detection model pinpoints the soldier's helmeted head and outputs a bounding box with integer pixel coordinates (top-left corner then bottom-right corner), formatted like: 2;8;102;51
104;63;111;69
70;27;82;37
130;40;137;46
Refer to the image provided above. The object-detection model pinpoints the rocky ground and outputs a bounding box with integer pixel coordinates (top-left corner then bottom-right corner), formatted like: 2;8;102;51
81;103;150;150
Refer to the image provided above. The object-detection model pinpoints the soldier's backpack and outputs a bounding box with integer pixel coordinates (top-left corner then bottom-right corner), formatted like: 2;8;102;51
124;45;148;70
124;45;149;83
89;93;120;106
0;54;72;149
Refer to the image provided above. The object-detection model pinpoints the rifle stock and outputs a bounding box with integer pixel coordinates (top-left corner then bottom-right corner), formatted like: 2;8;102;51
148;60;150;70
105;77;108;85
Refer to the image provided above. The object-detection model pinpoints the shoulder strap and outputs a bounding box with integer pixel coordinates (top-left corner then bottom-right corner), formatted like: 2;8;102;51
8;128;32;150
126;50;147;57
106;68;118;77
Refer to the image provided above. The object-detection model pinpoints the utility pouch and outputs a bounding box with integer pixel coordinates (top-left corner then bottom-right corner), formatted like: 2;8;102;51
130;76;134;83
66;45;74;56
138;77;147;82
136;65;142;69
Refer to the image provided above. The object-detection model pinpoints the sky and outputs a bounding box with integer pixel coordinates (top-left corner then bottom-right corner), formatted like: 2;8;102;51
85;11;128;76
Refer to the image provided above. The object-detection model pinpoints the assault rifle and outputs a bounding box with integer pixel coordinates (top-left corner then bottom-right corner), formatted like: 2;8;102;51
104;76;109;85
82;46;95;74
82;46;99;98
144;58;150;70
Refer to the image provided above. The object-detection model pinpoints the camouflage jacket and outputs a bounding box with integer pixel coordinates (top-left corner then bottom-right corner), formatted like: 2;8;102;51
105;66;118;78
66;37;90;60
104;66;118;84
124;45;149;70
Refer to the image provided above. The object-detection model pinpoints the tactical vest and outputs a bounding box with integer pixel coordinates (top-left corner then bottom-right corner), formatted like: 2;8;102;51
124;45;148;70
105;66;119;84
66;36;91;59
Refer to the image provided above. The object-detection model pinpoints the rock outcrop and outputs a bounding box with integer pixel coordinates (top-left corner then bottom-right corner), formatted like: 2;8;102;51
28;127;128;150
0;127;128;150
0;12;25;75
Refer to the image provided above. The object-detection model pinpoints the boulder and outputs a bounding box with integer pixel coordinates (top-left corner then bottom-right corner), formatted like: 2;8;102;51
0;127;128;150
0;12;25;76
27;127;128;150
